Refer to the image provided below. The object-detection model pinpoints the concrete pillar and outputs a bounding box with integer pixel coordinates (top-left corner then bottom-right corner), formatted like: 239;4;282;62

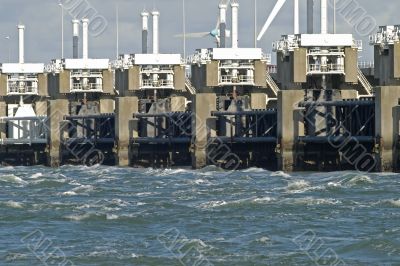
35;101;48;116
192;93;216;169
171;96;186;112
47;99;69;167
116;97;138;166
251;93;267;109
341;89;359;99
375;86;400;171
0;101;7;139
100;99;114;113
278;90;304;171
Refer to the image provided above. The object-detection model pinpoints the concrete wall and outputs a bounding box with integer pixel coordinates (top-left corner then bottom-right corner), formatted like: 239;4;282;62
192;93;216;169
174;65;186;91
128;66;140;91
171;96;186;112
59;71;71;94
394;42;400;79
0;101;6;139
206;61;219;87
254;60;267;87
100;98;114;113
102;70;114;94
48;99;69;167
344;47;358;83
374;45;400;86
251;93;267;109
38;73;48;96
116;97;139;166
0;74;7;96
293;48;307;83
375;86;400;171
35;101;48;116
278;90;304;171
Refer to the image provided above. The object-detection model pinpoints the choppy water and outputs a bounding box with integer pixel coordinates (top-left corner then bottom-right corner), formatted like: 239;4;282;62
0;166;399;265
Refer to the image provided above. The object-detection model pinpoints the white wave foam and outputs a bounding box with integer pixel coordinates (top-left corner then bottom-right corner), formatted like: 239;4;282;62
60;184;94;196
199;200;227;209
65;213;92;221
192;178;212;185
284;197;341;206
345;175;374;185
61;191;77;196
253;197;275;203
0;174;28;185
286;180;311;193
4;200;24;208
379;199;400;207
106;214;119;220
271;171;291;178
242;167;267;173
28;173;43;179
255;236;271;244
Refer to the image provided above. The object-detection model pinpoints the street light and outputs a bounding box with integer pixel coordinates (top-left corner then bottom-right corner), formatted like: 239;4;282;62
5;36;10;62
59;2;64;59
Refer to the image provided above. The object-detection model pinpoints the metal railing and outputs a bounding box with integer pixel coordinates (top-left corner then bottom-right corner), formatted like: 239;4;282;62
358;61;375;69
141;79;174;88
0;116;48;145
71;83;103;92
7;84;39;95
220;75;254;84
308;64;345;73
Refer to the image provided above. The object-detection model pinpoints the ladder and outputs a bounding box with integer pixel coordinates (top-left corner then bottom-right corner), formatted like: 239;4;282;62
266;72;279;97
185;77;197;95
357;67;373;96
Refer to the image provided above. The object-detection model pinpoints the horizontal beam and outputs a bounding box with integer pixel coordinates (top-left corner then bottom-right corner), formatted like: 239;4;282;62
211;110;277;116
131;137;191;144
133;112;191;118
298;136;375;143
0;139;48;145
299;100;374;107
65;114;115;120
211;136;277;143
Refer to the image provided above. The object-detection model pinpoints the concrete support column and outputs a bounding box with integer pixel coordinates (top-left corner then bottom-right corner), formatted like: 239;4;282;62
251;93;267;109
100;98;114;114
35;101;48;116
171;96;186;112
0;101;7;139
340;89;359;100
278;90;304;171
116;97;138;166
192;93;216;169
47;99;69;167
375;86;400;171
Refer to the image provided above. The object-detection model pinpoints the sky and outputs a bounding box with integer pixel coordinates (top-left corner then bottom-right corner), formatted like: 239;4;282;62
0;0;398;64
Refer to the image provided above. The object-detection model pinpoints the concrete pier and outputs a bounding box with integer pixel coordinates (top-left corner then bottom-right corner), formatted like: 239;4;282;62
0;102;6;139
100;98;114;113
47;99;69;167
192;93;216;169
116;97;138;166
278;90;304;171
375;86;400;171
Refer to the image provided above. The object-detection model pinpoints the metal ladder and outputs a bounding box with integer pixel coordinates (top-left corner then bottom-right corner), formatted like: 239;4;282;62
357;67;373;96
185;77;197;95
266;72;279;97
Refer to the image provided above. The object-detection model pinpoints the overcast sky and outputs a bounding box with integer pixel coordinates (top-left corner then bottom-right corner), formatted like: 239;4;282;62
0;0;397;64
